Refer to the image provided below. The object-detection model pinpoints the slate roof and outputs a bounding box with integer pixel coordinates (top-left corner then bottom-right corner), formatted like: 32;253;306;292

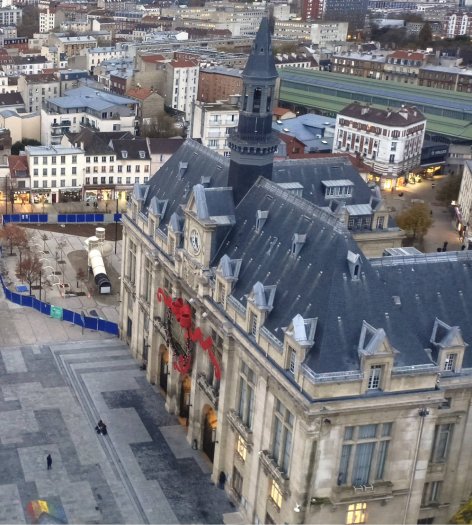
66;128;132;154
272;156;374;208
372;253;472;369
143;139;229;234
110;138;150;160
339;102;425;127
243;17;278;82
0;92;24;106
212;177;431;373
147;137;185;155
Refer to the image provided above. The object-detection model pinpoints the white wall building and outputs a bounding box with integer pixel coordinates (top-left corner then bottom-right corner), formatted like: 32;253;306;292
333;102;426;189
1;56;54;76
274;20;348;44
165;59;199;124
191;100;239;156
457;160;472;234
17;73;61;113
86;43;130;72
40;86;138;145
25;145;84;204
0;6;21;26
39;8;56;33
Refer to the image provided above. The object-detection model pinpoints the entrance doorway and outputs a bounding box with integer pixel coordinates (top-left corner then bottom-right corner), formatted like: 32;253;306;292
202;406;217;462
126;316;132;343
179;375;192;422
159;346;169;393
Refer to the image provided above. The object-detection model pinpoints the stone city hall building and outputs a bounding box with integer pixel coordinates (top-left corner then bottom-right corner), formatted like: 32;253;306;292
119;18;472;525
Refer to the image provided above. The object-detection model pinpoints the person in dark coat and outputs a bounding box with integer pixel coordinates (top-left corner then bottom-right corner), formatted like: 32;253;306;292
47;454;52;470
218;471;226;489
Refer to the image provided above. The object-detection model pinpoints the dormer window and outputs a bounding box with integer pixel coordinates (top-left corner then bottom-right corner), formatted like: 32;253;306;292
444;353;456;372
256;210;269;232
367;365;382;390
288;346;296;374
249;311;258;336
139;150;146;159
122;150;128;159
322;179;354;199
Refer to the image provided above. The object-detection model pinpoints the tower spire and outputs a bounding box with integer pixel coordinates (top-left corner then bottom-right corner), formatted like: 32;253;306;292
227;17;279;204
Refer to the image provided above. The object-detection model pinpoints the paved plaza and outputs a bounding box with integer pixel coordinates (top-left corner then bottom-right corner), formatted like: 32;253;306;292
0;294;234;523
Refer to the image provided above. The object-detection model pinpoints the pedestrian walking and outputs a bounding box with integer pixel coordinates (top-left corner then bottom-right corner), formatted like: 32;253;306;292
218;470;226;489
46;454;52;470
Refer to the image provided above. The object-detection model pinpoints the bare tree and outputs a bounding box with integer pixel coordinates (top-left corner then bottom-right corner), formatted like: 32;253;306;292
76;268;86;290
41;233;49;253
16;254;42;295
0;224;28;255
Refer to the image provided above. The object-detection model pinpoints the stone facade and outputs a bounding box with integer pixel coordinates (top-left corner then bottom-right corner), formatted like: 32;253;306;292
118;19;472;525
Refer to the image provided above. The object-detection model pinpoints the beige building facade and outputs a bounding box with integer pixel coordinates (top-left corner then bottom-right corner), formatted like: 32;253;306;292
118;19;472;525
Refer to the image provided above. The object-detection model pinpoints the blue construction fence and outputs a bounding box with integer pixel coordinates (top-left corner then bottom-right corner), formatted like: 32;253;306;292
2;213;122;224
0;275;119;336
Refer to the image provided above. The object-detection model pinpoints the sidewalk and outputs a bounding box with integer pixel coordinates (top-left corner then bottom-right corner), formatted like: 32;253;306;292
382;175;462;253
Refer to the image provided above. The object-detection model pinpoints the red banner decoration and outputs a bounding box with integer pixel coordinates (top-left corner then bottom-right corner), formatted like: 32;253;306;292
157;288;222;380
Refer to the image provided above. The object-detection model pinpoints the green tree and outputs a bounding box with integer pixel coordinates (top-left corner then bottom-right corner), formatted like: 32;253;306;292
418;22;433;48
396;202;433;239
11;139;41;155
140;113;183;138
436;175;462;206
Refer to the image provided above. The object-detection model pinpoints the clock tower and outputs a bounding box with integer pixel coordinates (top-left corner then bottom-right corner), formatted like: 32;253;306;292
227;17;279;204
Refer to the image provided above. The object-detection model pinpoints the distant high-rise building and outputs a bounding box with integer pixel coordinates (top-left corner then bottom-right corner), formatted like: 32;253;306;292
301;0;368;32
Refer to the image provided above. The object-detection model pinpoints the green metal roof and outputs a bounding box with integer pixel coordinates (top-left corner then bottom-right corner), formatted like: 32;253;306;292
279;69;472;141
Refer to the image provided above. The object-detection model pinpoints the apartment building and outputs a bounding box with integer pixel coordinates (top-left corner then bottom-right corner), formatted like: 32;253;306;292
1;55;53;76
40;86;138;146
198;66;243;103
445;12;472;38
331;52;386;79
0;6;22;25
39;7;56;33
191;100;239;156
25;145;84;204
274;20;348;44
63;128;151;201
165;59;199;124
17;73;60;113
48;35;97;58
383;51;428;84
333;102;426;188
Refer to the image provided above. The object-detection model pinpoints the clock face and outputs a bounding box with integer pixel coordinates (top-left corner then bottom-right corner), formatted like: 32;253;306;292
190;229;201;254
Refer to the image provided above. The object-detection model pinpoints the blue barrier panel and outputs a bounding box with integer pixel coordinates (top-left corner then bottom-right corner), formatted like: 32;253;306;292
5;288;11;300
41;302;51;315
98;319;119;335
39;214;48;223
77;214;85;222
11;214;20;223
67;215;77;223
21;295;33;307
57;214;67;222
3;215;9;223
85;214;95;222
12;293;21;305
29;214;39;222
113;213;122;222
94;214;104;222
84;316;98;330
32;297;41;311
63;309;74;323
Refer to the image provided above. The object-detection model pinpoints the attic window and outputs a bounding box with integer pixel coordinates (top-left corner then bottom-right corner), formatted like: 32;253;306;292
178;161;188;179
291;233;306;257
201;176;211;187
121;150;128;159
256;210;269;232
347;250;361;280
138;150;146;159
